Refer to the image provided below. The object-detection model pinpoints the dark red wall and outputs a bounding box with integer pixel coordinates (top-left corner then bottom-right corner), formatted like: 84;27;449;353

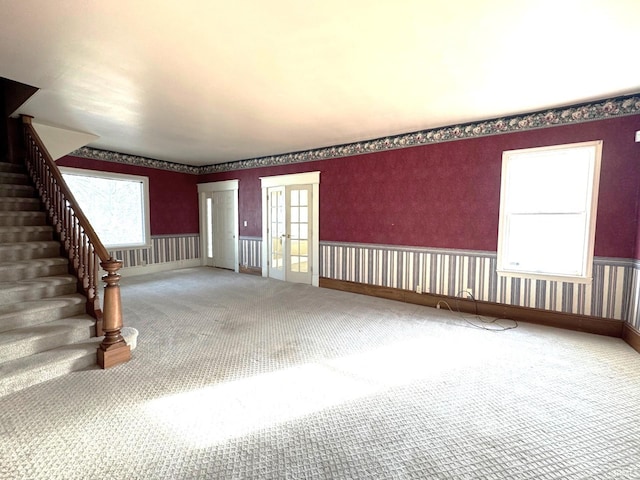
57;156;199;235
200;114;640;259
57;114;640;258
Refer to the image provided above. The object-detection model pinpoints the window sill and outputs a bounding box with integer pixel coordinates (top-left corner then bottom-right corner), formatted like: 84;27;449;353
497;269;592;285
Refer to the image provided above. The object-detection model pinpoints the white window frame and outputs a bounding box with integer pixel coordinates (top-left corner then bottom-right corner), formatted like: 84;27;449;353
496;140;602;284
60;167;151;249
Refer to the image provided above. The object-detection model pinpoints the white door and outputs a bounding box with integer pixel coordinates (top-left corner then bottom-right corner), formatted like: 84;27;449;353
212;190;236;269
267;185;312;284
203;190;235;270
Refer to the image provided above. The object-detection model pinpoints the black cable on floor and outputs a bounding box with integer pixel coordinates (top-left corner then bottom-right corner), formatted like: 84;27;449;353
435;291;518;332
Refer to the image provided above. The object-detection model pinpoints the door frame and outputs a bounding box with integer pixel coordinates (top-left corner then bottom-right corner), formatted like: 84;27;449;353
197;180;239;272
260;171;320;286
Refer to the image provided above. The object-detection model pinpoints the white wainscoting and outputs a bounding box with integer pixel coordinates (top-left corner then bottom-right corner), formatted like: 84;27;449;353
238;238;639;327
108;234;200;270
239;236;262;269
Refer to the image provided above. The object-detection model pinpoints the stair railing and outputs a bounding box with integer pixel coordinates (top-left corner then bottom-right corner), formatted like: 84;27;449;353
21;116;131;369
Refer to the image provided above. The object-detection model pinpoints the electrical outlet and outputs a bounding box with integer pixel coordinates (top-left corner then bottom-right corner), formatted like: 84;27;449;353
416;285;422;294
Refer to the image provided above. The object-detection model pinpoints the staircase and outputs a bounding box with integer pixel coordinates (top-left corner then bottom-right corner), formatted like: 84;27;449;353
0;160;99;397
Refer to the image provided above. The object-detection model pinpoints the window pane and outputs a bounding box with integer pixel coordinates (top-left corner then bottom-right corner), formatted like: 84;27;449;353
508;147;592;213
62;170;149;248
505;214;586;276
497;141;601;282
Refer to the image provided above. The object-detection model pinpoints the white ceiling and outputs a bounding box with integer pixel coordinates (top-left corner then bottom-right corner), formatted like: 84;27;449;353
2;1;639;166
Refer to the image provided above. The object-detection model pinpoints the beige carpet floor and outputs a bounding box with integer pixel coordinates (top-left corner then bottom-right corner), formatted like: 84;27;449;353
1;267;639;479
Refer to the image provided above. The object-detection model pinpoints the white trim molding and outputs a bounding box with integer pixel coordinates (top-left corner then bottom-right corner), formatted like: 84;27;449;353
260;171;320;188
118;259;201;278
197;179;240;193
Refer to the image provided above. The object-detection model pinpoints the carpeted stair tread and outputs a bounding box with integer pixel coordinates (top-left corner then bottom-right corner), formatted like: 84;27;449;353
0;183;36;198
0;338;100;397
0;159;104;395
0;257;68;281
0;274;78;306
0;172;30;185
0;162;25;174
0;315;95;363
0;197;41;211
0;225;53;242
0;293;86;333
0;210;46;226
0;241;61;261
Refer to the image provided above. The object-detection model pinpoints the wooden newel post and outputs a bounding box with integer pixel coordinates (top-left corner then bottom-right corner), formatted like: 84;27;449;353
97;259;131;369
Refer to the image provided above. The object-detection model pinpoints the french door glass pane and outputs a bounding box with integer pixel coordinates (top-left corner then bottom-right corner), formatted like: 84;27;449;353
300;206;308;223
299;190;308;206
299;224;308;240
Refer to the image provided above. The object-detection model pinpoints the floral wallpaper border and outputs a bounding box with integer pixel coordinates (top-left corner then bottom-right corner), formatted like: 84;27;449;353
70;148;201;175
71;94;640;175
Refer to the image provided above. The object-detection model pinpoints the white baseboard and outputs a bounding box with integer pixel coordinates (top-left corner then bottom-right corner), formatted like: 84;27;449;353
117;259;202;278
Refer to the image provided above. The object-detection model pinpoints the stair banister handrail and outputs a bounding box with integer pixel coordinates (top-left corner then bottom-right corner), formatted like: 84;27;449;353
20;115;131;369
23;119;109;259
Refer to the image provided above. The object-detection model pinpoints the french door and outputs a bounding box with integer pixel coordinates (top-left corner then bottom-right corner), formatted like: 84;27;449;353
267;184;313;284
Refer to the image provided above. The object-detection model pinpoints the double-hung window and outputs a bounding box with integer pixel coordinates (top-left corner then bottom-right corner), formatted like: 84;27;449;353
60;167;151;249
497;140;602;283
